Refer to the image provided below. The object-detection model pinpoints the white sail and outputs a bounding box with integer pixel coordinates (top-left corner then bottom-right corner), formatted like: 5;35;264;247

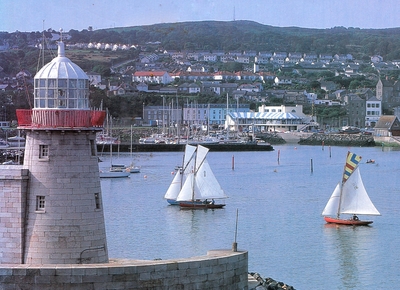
164;170;183;200
164;144;196;200
340;167;381;216
183;145;197;170
176;171;195;201
322;183;341;216
193;158;227;200
195;145;209;171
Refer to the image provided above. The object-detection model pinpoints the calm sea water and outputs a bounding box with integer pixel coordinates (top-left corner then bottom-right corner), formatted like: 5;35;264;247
99;145;400;289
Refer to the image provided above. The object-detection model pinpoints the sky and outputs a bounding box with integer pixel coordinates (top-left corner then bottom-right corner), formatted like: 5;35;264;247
2;0;400;33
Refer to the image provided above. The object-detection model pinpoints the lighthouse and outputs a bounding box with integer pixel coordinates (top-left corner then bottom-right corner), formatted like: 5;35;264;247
15;40;108;264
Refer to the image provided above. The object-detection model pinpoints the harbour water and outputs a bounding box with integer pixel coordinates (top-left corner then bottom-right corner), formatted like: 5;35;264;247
99;145;400;289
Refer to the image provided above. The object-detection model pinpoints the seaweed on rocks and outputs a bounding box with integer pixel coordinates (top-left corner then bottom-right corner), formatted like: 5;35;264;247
249;272;295;290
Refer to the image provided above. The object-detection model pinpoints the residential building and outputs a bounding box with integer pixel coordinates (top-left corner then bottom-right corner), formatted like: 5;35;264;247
201;82;238;95
133;71;172;84
365;96;381;128
183;103;250;127
344;93;366;128
86;71;102;86
143;105;181;127
374;115;400;137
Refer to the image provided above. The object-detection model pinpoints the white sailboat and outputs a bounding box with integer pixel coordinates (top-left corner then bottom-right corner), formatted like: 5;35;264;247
99;137;130;178
322;151;380;225
164;144;197;205
176;144;227;209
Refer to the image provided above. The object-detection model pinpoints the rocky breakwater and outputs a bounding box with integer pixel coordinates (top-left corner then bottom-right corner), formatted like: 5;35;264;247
248;272;296;290
298;133;375;147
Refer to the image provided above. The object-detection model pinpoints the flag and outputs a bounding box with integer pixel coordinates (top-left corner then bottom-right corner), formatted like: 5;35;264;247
342;151;362;183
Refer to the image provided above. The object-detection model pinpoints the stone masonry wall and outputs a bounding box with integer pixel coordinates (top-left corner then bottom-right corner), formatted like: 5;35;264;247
0;166;29;265
0;250;248;290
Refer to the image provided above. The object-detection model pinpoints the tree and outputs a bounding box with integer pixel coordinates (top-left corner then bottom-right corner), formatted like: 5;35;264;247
349;80;361;89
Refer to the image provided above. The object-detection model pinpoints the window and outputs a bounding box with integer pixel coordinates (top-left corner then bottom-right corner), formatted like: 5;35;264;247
94;193;101;209
39;145;49;159
36;196;45;212
90;140;96;156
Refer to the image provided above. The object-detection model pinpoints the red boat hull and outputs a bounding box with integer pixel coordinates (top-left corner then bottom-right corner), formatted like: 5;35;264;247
324;216;373;226
179;202;225;209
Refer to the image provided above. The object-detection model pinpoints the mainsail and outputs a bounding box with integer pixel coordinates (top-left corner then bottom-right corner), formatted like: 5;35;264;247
340;166;380;216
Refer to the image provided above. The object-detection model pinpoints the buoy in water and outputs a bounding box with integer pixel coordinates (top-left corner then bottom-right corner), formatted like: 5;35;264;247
144;175;147;179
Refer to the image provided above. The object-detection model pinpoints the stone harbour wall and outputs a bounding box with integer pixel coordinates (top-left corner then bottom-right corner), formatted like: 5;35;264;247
0;250;248;290
0;166;29;264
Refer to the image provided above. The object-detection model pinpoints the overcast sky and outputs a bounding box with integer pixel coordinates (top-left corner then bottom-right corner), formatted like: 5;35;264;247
2;0;400;32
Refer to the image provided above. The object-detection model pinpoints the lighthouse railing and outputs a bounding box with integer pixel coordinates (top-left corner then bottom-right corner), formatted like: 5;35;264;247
16;109;106;128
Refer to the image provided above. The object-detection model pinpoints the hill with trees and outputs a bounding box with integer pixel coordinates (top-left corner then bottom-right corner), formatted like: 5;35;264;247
2;21;400;122
71;20;400;60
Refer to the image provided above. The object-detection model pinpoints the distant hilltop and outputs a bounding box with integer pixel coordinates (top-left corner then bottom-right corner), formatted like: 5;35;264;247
2;20;400;61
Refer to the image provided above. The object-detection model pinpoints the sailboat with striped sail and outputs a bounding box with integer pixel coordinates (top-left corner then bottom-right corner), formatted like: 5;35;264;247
322;151;380;225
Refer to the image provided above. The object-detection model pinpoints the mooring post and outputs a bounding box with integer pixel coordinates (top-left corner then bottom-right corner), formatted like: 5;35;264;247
232;208;238;252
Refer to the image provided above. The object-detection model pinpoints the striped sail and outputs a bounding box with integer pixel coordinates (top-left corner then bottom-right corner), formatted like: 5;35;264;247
342;151;362;183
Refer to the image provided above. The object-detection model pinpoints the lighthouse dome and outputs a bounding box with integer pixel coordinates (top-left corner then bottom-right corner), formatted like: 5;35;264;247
34;41;89;109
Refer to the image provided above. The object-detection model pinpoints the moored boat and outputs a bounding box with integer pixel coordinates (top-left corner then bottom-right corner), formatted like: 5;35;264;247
339;126;361;134
99;168;130;178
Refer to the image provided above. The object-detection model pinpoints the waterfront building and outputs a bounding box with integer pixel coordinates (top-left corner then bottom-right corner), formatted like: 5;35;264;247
226;104;308;132
374;115;400;137
183;103;250;128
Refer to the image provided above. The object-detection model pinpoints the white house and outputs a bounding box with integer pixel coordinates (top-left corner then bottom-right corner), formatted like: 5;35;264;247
365;96;382;128
133;71;172;84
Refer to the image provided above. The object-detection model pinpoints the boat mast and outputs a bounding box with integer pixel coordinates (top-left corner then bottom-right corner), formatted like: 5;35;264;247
130;125;133;159
191;148;197;202
226;93;229;141
336;152;349;219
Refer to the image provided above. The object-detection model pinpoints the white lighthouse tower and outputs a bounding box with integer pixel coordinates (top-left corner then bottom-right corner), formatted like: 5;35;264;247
16;39;108;264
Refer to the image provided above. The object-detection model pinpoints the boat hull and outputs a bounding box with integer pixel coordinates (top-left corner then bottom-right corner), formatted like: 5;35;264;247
99;171;130;178
179;201;225;209
324;216;373;226
128;167;140;173
166;199;180;205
